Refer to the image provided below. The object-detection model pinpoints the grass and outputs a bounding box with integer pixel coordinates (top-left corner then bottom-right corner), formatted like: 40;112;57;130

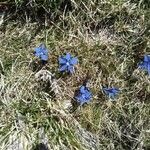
0;0;150;149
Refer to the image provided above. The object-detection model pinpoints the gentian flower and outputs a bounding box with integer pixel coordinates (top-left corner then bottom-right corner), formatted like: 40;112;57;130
138;55;150;75
59;53;78;73
34;44;48;61
103;87;119;99
75;86;92;105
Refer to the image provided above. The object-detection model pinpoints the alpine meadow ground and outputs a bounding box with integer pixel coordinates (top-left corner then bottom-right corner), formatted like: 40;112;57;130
0;0;150;150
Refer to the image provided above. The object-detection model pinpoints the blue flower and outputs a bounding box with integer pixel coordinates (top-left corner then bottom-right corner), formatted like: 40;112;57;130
103;87;119;99
75;86;92;105
34;44;48;61
59;53;78;73
138;55;150;75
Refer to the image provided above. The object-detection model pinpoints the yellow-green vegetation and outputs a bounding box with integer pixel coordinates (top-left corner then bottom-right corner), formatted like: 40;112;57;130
0;0;150;149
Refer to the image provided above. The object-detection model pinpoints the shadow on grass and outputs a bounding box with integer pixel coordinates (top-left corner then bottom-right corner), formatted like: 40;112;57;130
33;143;49;150
29;60;48;72
1;0;72;23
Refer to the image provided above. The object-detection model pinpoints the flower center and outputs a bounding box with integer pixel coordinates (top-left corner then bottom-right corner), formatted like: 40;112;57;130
66;62;70;66
82;94;86;99
39;51;44;55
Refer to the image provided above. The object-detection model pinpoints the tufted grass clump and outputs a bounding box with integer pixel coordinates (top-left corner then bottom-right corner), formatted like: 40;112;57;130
0;0;150;149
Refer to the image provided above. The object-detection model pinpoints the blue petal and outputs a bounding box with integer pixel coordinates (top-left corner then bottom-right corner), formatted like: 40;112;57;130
80;95;86;101
139;62;146;69
75;87;92;105
139;62;148;70
111;88;119;94
68;66;74;73
59;65;67;72
85;93;91;100
34;47;41;57
40;44;46;49
83;93;91;102
34;44;48;60
147;64;150;75
70;57;78;65
35;52;41;57
75;95;87;105
108;93;115;99
80;86;86;94
80;99;88;105
59;57;67;64
75;95;80;101
103;87;119;98
43;49;48;55
41;55;48;61
65;53;71;61
75;95;84;101
144;55;150;62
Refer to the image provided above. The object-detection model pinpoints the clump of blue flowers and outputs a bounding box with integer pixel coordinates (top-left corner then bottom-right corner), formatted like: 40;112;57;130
34;44;48;61
75;85;92;105
138;55;150;75
59;53;78;73
103;86;119;100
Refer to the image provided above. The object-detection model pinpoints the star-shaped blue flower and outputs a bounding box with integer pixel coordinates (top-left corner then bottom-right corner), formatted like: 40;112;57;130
75;86;92;105
138;55;150;75
103;87;119;99
34;44;48;61
59;53;78;73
